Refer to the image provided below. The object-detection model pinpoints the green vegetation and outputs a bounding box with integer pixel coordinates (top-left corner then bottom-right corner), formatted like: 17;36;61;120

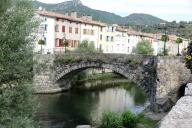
122;110;138;128
0;0;38;127
38;39;46;54
75;71;122;82
185;41;192;72
0;84;38;128
161;35;169;56
99;111;122;128
75;40;96;53
98;111;158;128
132;39;154;55
176;37;183;56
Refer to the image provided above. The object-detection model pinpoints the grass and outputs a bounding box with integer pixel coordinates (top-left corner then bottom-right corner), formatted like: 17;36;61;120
137;113;159;128
98;111;158;128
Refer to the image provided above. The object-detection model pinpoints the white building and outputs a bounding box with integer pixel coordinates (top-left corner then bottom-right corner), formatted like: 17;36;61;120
35;9;106;54
35;9;189;56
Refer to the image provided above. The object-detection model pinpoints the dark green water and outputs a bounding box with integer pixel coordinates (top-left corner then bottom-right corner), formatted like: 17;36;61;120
36;81;147;128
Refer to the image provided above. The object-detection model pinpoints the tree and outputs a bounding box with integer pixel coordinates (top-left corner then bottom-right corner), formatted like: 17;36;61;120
176;37;183;56
161;34;169;56
0;0;38;127
38;39;45;54
64;40;69;53
133;39;154;55
75;40;96;53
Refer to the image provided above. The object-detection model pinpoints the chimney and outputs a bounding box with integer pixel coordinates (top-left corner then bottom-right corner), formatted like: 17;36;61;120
70;12;77;18
81;15;92;21
65;12;69;16
38;6;43;11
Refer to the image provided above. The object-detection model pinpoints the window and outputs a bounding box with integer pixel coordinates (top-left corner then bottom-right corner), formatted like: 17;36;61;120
100;35;102;40
55;25;59;32
44;37;47;44
55;38;59;47
62;26;65;32
128;39;130;43
100;27;103;32
59;39;63;47
106;36;109;41
91;30;94;35
127;47;129;53
44;24;47;31
69;27;72;33
111;36;114;42
75;28;79;34
83;29;86;35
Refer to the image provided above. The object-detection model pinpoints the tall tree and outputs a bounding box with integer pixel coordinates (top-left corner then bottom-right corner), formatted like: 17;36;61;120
176;37;183;56
0;0;37;83
38;39;46;54
0;0;38;127
161;34;169;56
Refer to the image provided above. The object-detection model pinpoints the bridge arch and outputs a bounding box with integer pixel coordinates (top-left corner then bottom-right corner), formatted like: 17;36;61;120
55;59;156;105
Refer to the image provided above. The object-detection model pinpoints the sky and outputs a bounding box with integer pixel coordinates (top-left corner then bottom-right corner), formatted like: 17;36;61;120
37;0;192;22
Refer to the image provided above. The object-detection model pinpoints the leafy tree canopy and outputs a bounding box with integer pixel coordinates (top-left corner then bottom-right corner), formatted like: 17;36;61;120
133;39;154;55
176;37;183;44
75;40;96;53
161;35;169;42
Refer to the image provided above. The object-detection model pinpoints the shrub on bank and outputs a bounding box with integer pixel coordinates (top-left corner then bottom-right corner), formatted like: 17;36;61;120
98;110;158;128
122;110;138;128
98;110;139;128
98;111;122;128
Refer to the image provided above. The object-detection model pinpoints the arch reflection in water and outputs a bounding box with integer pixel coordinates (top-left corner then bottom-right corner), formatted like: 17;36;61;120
36;81;147;128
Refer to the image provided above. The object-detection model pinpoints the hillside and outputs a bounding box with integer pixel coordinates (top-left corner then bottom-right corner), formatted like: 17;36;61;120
33;0;166;25
125;13;166;26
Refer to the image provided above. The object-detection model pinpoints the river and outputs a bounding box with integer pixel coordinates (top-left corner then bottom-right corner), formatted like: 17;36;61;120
36;79;147;128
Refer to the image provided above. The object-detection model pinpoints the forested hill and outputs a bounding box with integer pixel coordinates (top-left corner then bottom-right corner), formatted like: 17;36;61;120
33;0;166;25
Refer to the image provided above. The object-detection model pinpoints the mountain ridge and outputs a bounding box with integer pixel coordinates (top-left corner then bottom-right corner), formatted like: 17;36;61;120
33;0;166;25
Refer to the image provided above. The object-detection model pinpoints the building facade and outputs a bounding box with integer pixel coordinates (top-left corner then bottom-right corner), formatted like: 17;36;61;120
35;10;106;54
35;9;189;55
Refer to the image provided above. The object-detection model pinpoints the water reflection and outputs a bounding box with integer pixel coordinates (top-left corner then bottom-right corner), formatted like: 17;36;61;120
36;81;147;128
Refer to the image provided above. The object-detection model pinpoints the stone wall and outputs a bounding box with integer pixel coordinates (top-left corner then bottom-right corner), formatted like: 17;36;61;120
156;56;191;100
33;54;191;111
159;83;192;128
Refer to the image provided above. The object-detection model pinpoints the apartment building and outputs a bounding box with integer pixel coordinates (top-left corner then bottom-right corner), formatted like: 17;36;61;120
35;9;106;54
35;9;189;55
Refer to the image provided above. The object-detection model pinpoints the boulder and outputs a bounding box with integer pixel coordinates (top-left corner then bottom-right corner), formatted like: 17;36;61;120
153;97;174;113
185;83;192;96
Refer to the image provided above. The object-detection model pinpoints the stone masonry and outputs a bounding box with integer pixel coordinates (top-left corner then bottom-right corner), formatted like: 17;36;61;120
159;83;192;128
33;54;190;108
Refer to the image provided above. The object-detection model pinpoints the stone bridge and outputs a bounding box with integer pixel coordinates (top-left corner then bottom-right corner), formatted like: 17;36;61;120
33;53;191;109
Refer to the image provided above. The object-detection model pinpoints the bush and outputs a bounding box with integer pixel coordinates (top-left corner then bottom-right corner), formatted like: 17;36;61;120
99;111;122;128
0;83;38;128
122;110;138;128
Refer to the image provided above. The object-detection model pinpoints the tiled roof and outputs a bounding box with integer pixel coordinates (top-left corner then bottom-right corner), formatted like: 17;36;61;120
116;27;127;32
37;10;106;27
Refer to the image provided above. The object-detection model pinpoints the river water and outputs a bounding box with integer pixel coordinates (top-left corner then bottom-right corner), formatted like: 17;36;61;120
36;80;147;128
